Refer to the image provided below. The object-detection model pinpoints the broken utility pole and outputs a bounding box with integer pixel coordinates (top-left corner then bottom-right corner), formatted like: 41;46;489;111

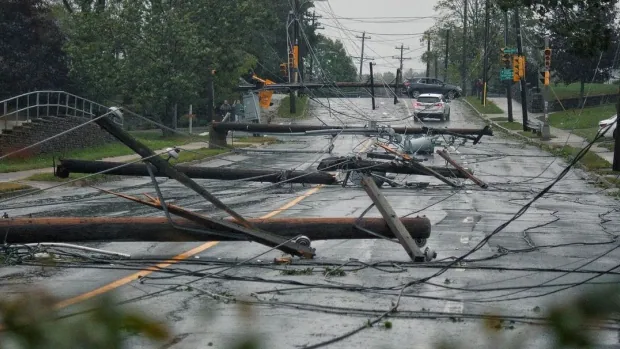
0;216;432;244
361;175;436;262
93;112;315;258
317;156;474;179
211;122;494;137
56;159;338;185
436;149;488;188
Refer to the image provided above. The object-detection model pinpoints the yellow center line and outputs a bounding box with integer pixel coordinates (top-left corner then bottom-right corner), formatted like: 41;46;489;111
53;185;323;310
53;135;373;309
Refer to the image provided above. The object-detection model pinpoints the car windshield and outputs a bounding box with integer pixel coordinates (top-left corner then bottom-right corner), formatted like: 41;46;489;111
417;96;440;103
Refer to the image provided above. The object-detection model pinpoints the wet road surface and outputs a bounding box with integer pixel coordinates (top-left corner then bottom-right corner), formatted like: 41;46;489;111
2;97;620;349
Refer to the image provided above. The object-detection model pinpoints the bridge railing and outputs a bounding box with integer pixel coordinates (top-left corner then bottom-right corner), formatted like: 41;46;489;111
0;91;121;133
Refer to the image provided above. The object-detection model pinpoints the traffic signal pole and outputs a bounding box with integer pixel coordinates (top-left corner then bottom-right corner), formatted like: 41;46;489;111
515;9;529;131
504;10;514;122
541;36;551;140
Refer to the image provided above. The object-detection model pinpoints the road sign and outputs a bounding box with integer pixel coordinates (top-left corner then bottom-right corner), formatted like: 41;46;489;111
502;47;517;54
500;68;513;81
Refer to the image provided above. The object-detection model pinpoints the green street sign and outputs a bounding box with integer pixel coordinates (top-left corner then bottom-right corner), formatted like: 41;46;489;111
502;47;517;54
500;68;513;81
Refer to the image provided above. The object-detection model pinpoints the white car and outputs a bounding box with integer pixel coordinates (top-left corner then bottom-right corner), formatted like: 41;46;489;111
413;93;451;122
598;114;617;138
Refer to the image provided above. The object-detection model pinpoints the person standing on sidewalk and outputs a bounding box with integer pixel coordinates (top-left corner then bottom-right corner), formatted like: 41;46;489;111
220;100;232;121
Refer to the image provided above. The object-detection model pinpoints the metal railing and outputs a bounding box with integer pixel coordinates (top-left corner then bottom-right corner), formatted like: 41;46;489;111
0;91;121;133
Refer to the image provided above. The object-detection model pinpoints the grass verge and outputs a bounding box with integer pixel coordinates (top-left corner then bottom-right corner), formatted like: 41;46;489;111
464;96;503;114
548;104;615;130
497;121;524;130
0;182;33;193
277;95;309;118
545;83;617;100
23;148;229;183
0;131;204;173
233;136;279;144
543;144;610;172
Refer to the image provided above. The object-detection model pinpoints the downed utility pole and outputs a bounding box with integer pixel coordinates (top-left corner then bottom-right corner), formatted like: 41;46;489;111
436;149;488;188
317;156;473;179
211;122;494;137
361;175;436;262
93;112;315;258
210;123;493;148
375;143;461;188
0;216;431;244
56;159;337;185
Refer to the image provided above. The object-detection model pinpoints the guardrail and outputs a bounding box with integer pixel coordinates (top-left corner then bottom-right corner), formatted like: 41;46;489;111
0;91;119;133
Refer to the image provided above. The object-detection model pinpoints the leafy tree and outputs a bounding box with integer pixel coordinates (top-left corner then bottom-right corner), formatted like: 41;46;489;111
0;0;70;99
535;1;618;104
311;35;358;82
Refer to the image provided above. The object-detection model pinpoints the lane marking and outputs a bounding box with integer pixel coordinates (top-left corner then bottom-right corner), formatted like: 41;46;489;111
54;129;368;309
54;186;324;309
53;241;219;309
260;186;322;219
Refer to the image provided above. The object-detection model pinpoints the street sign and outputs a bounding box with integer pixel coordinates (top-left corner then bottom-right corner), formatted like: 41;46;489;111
500;68;513;81
502;47;517;54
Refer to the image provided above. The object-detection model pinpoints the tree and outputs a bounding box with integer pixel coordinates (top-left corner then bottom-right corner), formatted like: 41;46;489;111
311;35;357;82
536;1;618;104
60;0;269;130
0;0;70;99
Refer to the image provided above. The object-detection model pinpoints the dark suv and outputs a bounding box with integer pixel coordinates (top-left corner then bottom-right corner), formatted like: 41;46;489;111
406;77;462;100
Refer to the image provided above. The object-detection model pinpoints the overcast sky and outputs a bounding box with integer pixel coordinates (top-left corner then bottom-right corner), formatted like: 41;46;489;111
314;0;440;74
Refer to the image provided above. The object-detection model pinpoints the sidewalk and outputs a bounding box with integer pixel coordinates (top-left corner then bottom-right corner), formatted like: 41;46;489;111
486;97;614;164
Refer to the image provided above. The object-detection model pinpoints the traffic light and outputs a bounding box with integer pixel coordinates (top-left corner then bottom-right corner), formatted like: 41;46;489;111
280;63;288;77
512;55;520;82
540;71;550;86
518;56;525;79
544;48;551;70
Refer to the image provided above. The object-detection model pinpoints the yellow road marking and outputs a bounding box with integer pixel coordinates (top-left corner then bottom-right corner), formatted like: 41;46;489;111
53;133;370;309
54;186;323;309
260;186;322;219
53;241;219;309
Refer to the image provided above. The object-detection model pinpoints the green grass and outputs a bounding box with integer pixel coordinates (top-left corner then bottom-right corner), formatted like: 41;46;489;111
545;144;610;171
277;95;309;118
464;96;504;114
233;136;279;144
490;117;508;122
497;121;524;130
547;104;616;130
23;148;229;182
546;83;618;100
0;182;33;193
0;131;202;173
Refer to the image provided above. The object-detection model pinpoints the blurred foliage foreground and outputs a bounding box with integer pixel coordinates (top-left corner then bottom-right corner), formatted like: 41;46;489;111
1;284;620;348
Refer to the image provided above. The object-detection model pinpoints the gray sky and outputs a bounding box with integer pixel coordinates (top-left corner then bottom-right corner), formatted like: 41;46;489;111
314;0;440;74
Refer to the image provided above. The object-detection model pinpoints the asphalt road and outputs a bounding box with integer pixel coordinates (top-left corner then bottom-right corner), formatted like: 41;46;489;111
2;97;620;349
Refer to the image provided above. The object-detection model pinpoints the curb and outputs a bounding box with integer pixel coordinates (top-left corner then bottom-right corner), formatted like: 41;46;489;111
460;98;533;143
461;98;617;190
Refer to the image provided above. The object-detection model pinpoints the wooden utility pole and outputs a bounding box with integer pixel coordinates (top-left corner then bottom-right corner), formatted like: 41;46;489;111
444;29;450;81
356;32;371;80
425;36;431;77
481;0;490;105
461;0;468;96
370;62;376;109
308;11;324;81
